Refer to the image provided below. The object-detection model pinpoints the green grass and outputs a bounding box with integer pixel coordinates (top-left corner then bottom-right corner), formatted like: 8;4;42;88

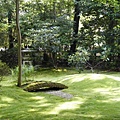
0;68;120;120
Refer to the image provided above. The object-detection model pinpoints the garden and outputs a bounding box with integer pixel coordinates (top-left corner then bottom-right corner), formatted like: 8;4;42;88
0;0;120;119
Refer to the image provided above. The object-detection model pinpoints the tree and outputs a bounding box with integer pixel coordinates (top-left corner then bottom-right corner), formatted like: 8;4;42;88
16;0;22;87
5;0;15;49
77;0;120;70
70;0;80;53
0;0;16;49
8;9;14;49
32;15;73;67
1;0;119;71
18;0;73;67
0;0;8;48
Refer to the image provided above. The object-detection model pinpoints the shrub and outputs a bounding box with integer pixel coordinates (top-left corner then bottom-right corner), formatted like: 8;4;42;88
11;65;35;81
68;47;90;73
0;60;11;81
0;48;18;68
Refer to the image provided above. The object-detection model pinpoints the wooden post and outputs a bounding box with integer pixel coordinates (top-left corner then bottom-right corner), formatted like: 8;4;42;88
16;0;22;87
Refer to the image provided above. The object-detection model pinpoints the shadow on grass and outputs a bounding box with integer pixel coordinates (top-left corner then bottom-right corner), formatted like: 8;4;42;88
0;72;120;120
0;86;86;120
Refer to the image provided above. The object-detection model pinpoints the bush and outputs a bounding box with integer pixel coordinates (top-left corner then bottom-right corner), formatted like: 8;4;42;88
68;47;90;72
11;65;35;81
0;48;18;68
0;60;11;81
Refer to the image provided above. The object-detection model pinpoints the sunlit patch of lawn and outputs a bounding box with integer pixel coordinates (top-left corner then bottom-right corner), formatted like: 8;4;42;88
0;68;120;120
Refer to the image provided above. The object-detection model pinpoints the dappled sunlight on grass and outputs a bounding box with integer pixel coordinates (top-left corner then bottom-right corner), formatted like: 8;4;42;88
28;108;36;112
30;95;50;105
1;96;14;103
47;97;85;114
89;74;106;80
0;87;51;119
53;68;67;72
110;97;120;102
59;74;87;83
31;96;45;100
97;87;120;95
88;73;120;82
0;69;120;120
58;73;118;84
0;103;11;107
78;114;102;120
106;75;120;81
93;88;112;95
0;77;16;86
58;73;120;84
30;96;52;107
93;87;120;103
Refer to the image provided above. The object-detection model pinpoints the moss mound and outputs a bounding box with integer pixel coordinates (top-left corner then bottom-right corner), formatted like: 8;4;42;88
23;81;68;92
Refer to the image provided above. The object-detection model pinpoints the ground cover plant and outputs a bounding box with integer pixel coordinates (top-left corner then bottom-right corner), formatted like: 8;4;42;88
0;68;120;120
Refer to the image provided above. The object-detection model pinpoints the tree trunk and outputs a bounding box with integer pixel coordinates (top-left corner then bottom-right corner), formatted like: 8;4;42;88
8;10;14;49
70;0;80;53
16;0;22;87
108;7;115;45
53;2;56;22
107;6;115;63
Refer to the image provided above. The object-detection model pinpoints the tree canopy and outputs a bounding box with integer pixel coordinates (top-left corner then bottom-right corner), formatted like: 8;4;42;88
0;0;119;71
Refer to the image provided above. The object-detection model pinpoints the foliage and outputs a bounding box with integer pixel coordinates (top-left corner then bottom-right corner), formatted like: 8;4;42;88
0;60;11;81
78;0;120;70
11;65;35;81
22;65;34;81
68;47;90;72
32;15;73;67
0;48;18;68
0;0;119;71
16;0;73;67
0;0;16;48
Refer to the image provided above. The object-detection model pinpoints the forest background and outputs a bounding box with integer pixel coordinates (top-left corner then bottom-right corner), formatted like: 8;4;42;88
0;0;120;71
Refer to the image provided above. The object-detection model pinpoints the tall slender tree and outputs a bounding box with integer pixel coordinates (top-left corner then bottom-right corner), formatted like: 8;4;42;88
16;0;22;87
